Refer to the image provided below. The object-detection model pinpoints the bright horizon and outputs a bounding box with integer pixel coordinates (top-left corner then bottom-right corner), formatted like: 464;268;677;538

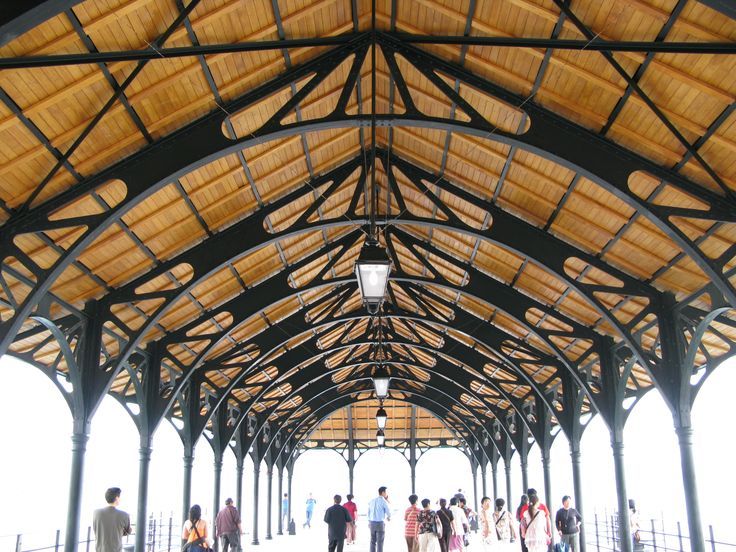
1;354;734;548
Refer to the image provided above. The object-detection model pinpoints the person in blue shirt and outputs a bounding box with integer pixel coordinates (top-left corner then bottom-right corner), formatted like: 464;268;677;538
304;493;317;528
282;493;289;528
367;486;391;552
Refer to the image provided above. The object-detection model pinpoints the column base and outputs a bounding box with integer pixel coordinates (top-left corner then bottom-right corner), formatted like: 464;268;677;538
277;531;283;536
266;536;273;540
252;540;260;546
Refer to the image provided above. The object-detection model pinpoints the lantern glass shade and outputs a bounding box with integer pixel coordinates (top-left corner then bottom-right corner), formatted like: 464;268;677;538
355;240;391;313
372;365;391;399
376;407;388;430
376;429;385;447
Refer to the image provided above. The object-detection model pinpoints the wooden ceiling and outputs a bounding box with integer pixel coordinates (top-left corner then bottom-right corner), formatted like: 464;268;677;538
0;0;735;454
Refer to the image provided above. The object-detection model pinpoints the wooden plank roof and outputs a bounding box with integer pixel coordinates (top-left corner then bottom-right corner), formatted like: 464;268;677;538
0;0;735;456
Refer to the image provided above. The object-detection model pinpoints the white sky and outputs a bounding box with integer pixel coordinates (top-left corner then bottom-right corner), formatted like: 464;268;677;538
1;355;734;549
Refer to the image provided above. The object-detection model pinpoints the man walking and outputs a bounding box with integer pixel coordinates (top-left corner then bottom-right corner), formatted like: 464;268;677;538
92;487;132;552
555;496;582;552
324;494;353;552
216;498;241;552
404;494;420;552
282;493;289;528
304;493;317;528
367;486;391;552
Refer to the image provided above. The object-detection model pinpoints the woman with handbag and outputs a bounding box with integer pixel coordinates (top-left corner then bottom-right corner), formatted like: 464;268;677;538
437;499;454;552
493;498;517;551
449;497;468;551
182;505;211;552
521;496;550;552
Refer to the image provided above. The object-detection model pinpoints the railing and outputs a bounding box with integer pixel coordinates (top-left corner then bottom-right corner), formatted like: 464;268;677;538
4;515;183;552
587;512;736;552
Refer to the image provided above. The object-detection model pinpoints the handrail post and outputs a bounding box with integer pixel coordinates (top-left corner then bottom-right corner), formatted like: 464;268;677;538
651;519;658;552
678;521;684;552
708;525;716;552
169;515;173;552
55;529;61;552
15;534;21;552
594;513;600;552
86;526;91;552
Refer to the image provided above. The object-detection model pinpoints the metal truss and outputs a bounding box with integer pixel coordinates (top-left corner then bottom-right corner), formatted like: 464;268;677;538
2;30;735;370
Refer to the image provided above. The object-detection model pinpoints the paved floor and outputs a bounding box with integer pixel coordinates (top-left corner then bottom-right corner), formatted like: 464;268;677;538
250;521;493;552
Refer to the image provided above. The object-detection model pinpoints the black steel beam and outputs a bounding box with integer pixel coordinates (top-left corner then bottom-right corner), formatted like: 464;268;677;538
0;1;83;47
3;31;735;70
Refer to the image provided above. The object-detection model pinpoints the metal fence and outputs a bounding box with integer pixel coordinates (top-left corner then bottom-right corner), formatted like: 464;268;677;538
6;515;181;552
587;512;736;552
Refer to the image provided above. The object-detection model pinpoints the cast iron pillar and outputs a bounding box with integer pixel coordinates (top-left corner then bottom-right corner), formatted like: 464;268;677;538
541;448;552;509
135;438;153;552
287;466;293;526
471;460;479;513
409;405;418;493
278;465;285;535
570;442;586;552
64;422;90;552
182;449;194;525
252;463;261;545
236;457;244;534
481;466;488;498
520;457;528;494
504;463;512;509
213;453;223;549
675;425;705;552
266;467;274;539
347;405;356;495
491;462;498;500
611;436;632;552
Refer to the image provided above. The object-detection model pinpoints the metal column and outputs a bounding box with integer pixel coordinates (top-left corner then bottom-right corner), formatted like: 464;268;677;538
481;466;488;498
570;442;586;552
213;454;223;550
505;463;512;510
611;437;632;552
135;438;153;552
541;448;552;509
236;457;244;541
64;423;90;552
266;467;274;540
182;450;194;526
492;462;498;501
252;463;261;545
277;466;284;535
676;426;705;552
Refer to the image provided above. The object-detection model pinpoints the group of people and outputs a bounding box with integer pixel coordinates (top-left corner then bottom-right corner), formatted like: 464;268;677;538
88;485;587;552
320;486;583;552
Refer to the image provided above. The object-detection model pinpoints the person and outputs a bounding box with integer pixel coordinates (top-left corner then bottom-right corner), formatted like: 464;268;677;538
521;495;550;552
282;493;289;528
458;497;475;536
325;494;353;552
92;487;132;552
405;494;421;552
417;498;439;552
448;497;468;551
304;493;317;528
182;504;211;551
453;489;465;502
437;499;454;552
215;498;241;552
478;497;497;550
555;496;582;552
519;489;551;547
629;499;641;550
516;494;529;521
343;494;358;545
493;498;517;549
367;486;391;552
516;494;529;552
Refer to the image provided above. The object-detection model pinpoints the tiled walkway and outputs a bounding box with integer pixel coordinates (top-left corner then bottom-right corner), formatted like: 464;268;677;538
251;522;496;552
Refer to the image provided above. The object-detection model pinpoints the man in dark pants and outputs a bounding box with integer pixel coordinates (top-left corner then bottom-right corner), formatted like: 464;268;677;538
367;486;391;552
324;494;353;552
215;498;241;552
92;487;132;552
555;496;582;552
